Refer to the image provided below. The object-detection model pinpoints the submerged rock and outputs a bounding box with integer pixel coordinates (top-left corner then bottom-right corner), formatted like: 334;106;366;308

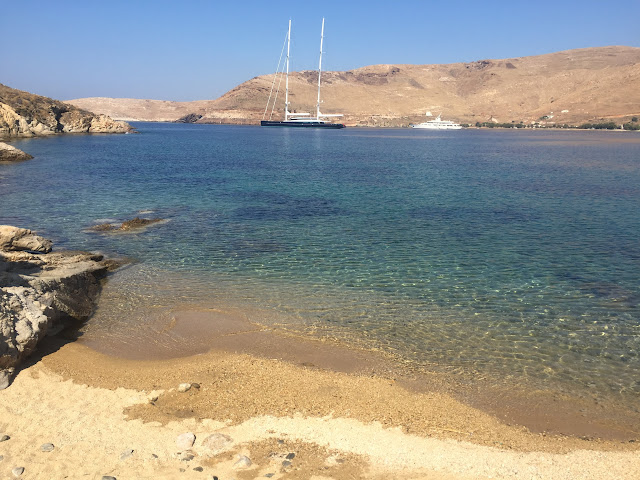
0;225;113;389
0;142;33;162
90;217;163;233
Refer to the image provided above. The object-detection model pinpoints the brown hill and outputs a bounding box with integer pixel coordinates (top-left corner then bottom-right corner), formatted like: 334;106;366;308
66;46;640;127
0;84;132;137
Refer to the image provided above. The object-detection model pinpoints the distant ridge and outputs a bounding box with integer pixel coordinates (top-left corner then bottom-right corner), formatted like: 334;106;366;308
67;46;640;127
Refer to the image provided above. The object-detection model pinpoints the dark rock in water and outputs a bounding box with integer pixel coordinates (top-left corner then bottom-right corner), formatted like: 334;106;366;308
1;225;114;389
174;113;203;124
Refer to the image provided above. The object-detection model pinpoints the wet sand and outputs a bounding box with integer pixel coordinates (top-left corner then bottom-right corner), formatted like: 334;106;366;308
1;306;639;479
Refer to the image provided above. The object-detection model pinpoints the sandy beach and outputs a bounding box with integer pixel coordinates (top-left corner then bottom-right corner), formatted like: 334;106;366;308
2;306;639;480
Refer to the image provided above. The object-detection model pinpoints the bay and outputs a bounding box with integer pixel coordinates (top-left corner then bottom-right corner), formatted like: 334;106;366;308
3;123;640;409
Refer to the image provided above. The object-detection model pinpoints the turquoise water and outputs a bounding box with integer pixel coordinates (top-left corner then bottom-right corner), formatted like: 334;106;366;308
2;124;640;405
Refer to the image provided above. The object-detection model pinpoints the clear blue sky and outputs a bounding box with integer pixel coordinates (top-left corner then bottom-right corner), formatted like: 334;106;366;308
2;0;639;101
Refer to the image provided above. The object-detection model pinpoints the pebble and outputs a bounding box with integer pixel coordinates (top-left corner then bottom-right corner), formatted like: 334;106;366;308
180;451;195;462
193;466;204;472
176;432;196;450
178;383;191;393
120;449;134;460
0;435;10;442
0;455;4;462
202;433;232;454
286;452;295;460
233;455;252;469
282;460;292;468
12;467;25;477
40;443;55;452
101;477;117;480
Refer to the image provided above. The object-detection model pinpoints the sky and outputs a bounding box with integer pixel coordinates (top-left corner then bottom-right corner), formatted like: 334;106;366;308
2;0;639;102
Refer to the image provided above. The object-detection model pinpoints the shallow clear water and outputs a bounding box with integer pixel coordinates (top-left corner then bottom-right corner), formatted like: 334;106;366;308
3;124;640;404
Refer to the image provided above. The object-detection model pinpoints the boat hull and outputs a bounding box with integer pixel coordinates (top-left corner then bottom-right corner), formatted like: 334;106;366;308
261;120;345;129
410;124;462;130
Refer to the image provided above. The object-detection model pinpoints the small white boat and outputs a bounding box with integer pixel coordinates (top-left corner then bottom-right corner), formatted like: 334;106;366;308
411;114;462;130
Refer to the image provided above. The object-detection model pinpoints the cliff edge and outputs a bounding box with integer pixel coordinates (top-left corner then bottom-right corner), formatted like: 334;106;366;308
0;226;114;389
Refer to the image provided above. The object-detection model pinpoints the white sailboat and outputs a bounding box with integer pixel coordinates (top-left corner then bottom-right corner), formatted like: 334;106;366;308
261;18;345;128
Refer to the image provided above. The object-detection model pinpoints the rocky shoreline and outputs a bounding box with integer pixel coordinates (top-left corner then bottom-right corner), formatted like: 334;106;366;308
1;83;132;138
0;142;33;162
0;226;115;389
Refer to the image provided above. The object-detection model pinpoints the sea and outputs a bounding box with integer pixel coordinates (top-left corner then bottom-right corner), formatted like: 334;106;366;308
2;123;639;416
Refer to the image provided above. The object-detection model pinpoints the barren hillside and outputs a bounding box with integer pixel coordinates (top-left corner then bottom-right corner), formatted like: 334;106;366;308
67;46;640;127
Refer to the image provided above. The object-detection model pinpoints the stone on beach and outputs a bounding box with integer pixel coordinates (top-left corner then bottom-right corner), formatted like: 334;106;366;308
120;449;134;460
177;383;191;392
176;432;196;450
233;455;252;469
201;433;233;455
11;467;24;477
0;435;10;442
40;443;55;452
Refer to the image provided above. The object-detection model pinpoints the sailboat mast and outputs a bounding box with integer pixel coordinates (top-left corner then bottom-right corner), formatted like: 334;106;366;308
316;18;324;119
284;19;291;121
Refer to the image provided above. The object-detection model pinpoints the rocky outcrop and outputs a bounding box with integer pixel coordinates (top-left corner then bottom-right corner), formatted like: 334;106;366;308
0;83;132;137
174;113;203;123
0;226;112;389
0;142;33;162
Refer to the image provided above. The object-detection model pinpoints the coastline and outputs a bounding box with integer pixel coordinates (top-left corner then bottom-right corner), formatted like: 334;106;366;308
2;307;639;479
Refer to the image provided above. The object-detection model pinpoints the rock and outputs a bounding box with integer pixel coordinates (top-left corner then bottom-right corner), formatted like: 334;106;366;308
177;383;191;393
1;226;112;388
101;477;117;480
174;113;203;124
11;467;24;477
0;226;52;253
0;142;33;162
0;455;3;461
286;452;295;459
120;449;134;460
233;455;252;469
282;460;292;468
0;435;10;442
179;451;195;462
176;432;196;450
40;443;55;452
193;466;204;472
89;217;163;233
201;433;233;454
0;83;132;137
